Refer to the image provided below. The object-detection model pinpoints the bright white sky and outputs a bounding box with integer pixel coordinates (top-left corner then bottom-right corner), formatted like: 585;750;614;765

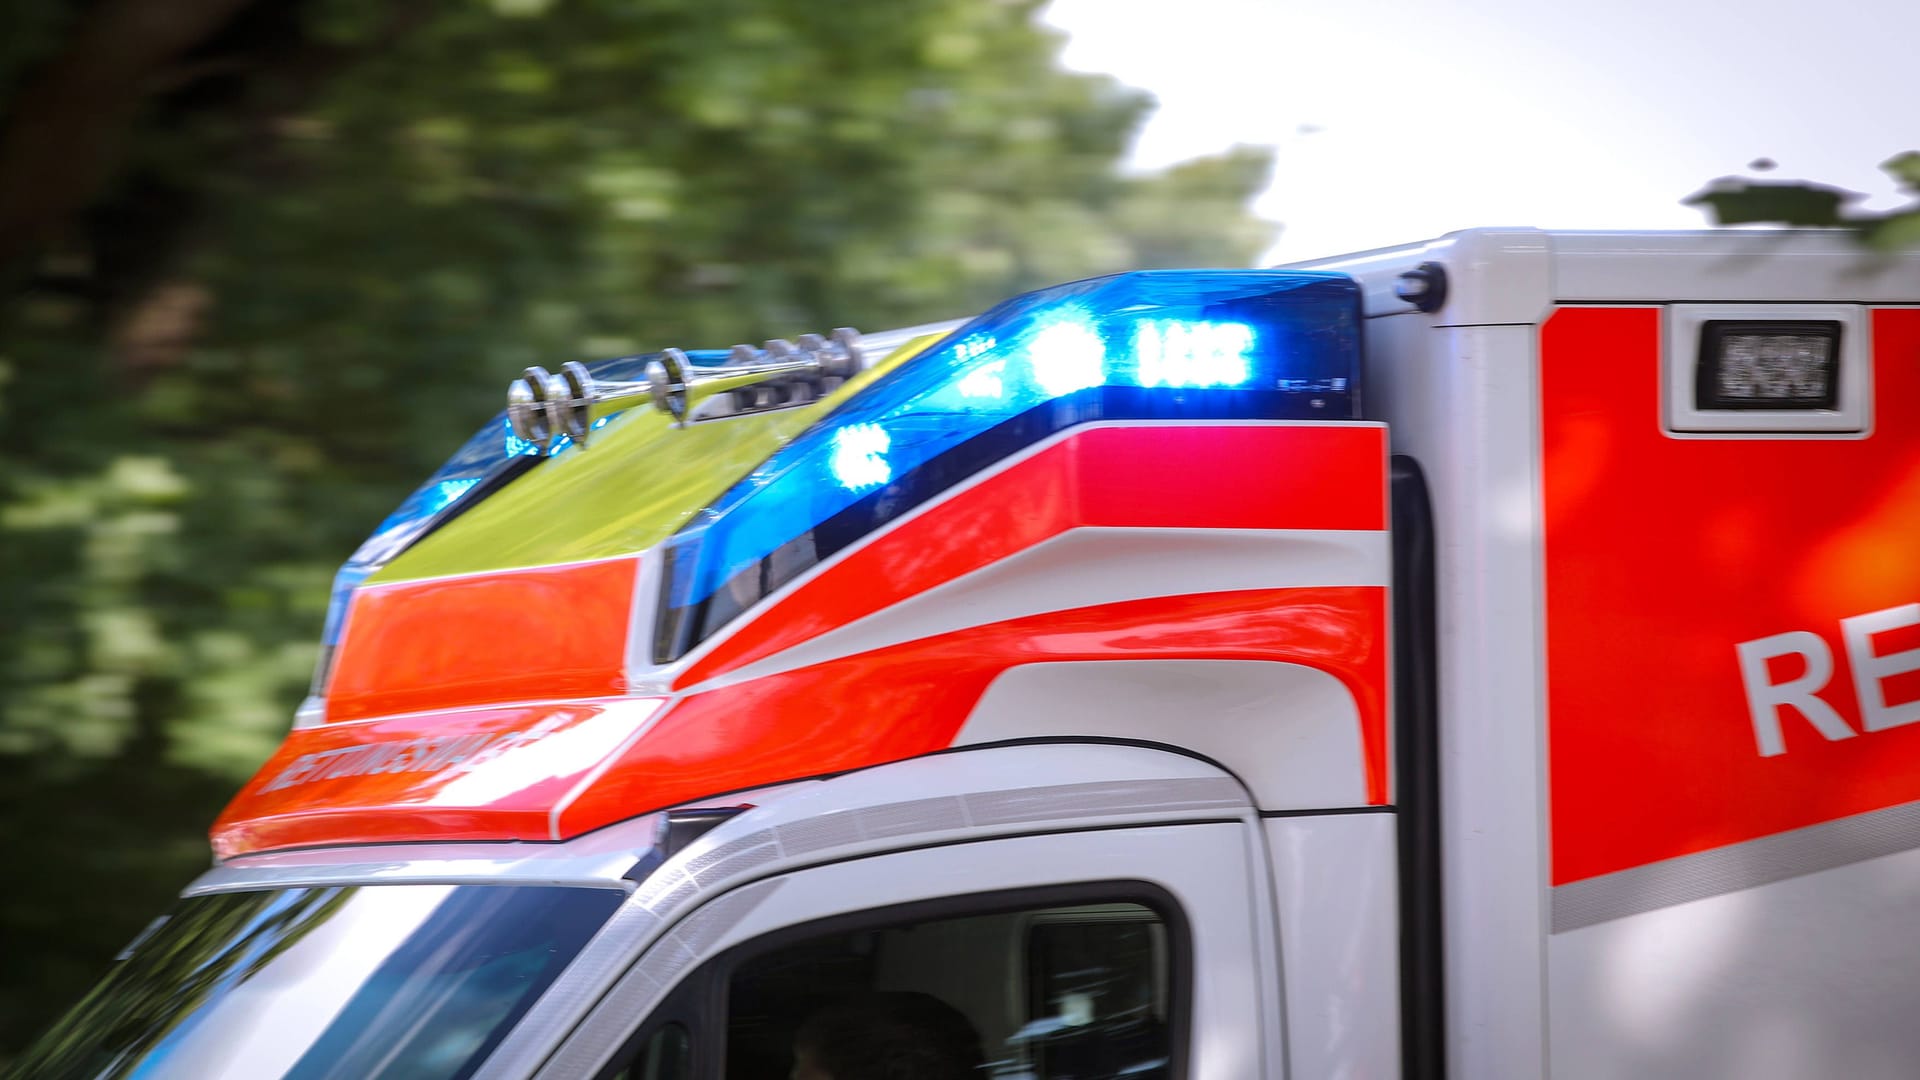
1043;0;1916;264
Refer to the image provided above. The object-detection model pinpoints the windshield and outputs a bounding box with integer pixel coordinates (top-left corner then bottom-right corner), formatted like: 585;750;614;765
7;883;623;1080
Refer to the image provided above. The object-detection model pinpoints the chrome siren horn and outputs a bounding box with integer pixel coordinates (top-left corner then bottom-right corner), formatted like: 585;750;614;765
557;361;596;443
508;363;648;455
646;340;842;424
644;347;692;424
804;327;865;378
507;365;571;453
504;328;868;450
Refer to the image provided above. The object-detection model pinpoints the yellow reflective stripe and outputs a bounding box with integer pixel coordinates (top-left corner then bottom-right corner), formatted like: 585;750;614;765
371;331;950;583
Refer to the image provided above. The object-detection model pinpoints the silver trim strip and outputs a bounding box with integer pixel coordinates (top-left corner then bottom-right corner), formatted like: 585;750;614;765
186;860;637;895
186;814;666;896
1552;797;1920;932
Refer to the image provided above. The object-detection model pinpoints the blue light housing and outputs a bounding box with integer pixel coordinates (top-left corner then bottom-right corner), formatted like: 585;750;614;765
654;268;1361;661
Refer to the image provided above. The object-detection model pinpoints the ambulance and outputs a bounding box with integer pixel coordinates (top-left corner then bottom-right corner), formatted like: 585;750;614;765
11;228;1920;1080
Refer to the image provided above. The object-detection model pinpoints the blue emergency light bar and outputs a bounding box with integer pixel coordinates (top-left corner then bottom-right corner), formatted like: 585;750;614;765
653;268;1362;662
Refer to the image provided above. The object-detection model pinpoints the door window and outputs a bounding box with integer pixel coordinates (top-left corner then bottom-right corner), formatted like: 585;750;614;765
721;898;1177;1080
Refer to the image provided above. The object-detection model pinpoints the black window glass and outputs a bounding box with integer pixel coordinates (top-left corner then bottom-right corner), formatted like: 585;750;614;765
8;883;623;1080
723;901;1173;1080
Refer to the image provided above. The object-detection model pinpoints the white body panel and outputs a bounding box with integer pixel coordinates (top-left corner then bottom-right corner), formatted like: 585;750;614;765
1550;230;1920;304
1288;228;1552;326
688;525;1388;694
1264;813;1402;1080
1419;322;1550;1080
959;660;1370;810
1549;843;1920;1080
1291;228;1920;1079
1296;228;1920;315
1335;303;1551;1077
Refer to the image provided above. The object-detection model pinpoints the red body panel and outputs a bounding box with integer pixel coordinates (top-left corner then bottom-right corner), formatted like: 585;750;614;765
326;556;639;723
210;698;662;858
1543;307;1920;885
562;585;1388;838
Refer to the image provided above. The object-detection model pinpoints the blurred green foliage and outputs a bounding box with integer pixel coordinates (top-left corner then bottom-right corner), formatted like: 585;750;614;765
1687;151;1920;249
0;0;1273;1059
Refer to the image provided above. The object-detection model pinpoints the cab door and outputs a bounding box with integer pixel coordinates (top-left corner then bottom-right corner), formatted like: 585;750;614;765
495;744;1283;1080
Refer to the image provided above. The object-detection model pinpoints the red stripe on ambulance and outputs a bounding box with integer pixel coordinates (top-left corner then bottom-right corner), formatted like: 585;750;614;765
683;422;1387;687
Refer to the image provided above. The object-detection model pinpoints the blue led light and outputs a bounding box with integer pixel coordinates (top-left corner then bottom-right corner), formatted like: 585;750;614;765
955;359;1005;400
954;334;997;362
429;477;483;512
1027;313;1106;397
655;268;1361;657
1134;319;1255;388
504;417;542;458
829;423;892;491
